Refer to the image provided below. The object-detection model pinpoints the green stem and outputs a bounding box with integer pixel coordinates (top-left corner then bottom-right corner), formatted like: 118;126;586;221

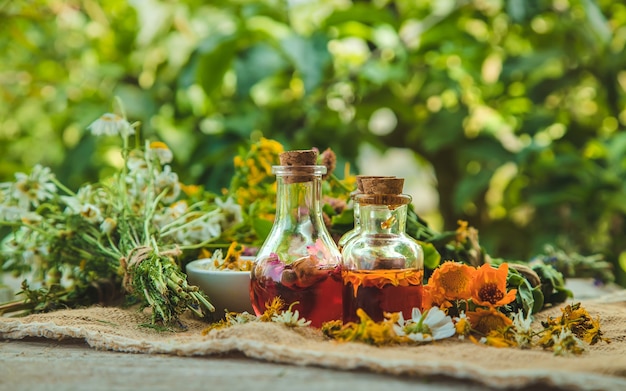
328;173;353;193
80;233;122;260
159;209;221;238
177;236;220;251
192;291;215;312
158;208;209;234
50;177;76;197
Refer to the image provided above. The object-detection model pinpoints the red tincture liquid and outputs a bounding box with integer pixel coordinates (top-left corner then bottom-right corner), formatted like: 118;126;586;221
250;260;343;328
342;268;423;323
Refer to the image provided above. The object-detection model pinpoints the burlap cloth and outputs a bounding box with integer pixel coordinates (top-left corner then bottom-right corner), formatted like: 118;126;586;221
2;293;626;391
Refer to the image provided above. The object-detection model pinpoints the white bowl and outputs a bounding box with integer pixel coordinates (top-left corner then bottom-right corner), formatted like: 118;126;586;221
185;257;254;318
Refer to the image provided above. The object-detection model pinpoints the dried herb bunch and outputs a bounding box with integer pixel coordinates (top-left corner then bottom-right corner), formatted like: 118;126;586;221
0;105;245;325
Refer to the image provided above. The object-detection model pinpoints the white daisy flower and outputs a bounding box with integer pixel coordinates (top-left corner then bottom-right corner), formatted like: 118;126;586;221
173;211;222;245
80;203;103;223
272;307;311;327
394;307;455;342
126;154;149;173
153;201;189;229
100;217;117;235
0;203;27;222
20;211;43;224
125;172;149;204
147;141;173;164
154;165;181;204
216;196;243;227
511;310;534;348
11;165;57;210
87;113;135;138
224;311;257;325
552;328;585;356
61;185;97;215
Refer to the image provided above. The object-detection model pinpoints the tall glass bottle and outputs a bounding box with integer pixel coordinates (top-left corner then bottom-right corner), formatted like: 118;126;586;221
250;150;342;327
341;177;424;323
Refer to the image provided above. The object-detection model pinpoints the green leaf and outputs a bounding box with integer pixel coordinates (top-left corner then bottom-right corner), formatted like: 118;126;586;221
330;208;354;226
280;32;330;93
420;241;441;270
196;34;238;95
252;216;273;241
322;203;336;217
323;4;398;28
234;43;287;96
531;285;545;314
507;271;535;315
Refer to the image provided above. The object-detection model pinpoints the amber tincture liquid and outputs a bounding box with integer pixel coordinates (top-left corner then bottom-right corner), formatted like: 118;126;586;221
250;255;343;328
342;268;423;322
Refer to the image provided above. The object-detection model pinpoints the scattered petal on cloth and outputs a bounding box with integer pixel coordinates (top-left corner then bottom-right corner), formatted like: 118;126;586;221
2;293;626;391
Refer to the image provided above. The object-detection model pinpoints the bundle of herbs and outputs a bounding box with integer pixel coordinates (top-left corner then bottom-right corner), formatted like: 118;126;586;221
0;108;244;325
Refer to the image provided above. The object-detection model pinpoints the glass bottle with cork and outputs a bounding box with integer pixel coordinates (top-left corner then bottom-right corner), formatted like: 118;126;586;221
250;149;343;327
337;175;395;252
341;177;424;323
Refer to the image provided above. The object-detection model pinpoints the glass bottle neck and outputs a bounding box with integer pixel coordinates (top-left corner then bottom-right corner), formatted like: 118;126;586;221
359;203;408;235
275;175;324;222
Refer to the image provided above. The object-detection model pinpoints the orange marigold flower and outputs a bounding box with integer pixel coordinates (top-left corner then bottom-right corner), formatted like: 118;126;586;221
470;263;517;307
421;284;435;311
467;307;512;336
427;261;475;301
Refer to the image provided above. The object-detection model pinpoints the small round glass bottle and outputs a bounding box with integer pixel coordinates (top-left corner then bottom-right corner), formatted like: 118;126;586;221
341;177;424;323
250;150;342;327
338;176;395;252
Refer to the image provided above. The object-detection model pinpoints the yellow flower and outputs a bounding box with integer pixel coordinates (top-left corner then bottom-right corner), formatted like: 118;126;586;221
427;261;475;301
454;312;472;338
322;309;402;346
470;263;517;307
477;329;517;348
180;184;201;196
259;297;286;322
455;220;469;242
542;303;609;346
467;307;513;336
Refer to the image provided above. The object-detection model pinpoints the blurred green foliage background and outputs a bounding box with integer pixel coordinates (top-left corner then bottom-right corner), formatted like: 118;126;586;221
1;0;625;284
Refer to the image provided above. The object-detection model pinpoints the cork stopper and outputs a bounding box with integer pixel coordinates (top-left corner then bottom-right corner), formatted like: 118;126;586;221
279;150;318;166
360;177;404;195
355;175;395;193
355;177;411;206
277;149;322;183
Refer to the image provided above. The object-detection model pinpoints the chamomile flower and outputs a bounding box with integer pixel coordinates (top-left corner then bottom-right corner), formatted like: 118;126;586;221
453;311;471;339
394;307;455;342
215;196;243;228
153;201;189;230
126;154;149;173
147;141;173;165
11;165;57;210
154;165;181;204
100;217;117;235
551;328;585;356
87;113;135;138
0;204;26;222
172;210;222;245
511;310;534;348
61;185;103;215
224;311;257;325
272;303;312;327
79;203;103;223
